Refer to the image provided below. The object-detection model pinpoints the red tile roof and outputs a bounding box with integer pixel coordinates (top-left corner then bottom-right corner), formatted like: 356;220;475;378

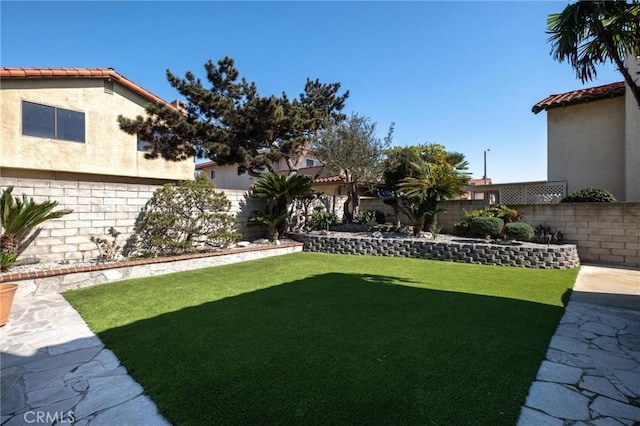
195;161;216;169
532;81;625;114
0;67;175;109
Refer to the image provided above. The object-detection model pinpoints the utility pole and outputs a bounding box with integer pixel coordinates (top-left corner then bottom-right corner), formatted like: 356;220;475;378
483;148;490;185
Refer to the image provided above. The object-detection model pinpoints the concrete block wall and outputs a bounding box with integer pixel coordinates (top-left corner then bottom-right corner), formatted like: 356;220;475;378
362;198;639;268
514;203;640;267
0;174;266;262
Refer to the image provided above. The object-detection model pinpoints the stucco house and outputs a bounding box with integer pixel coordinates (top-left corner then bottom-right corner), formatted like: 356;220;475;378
195;148;322;190
0;67;195;261
532;57;640;202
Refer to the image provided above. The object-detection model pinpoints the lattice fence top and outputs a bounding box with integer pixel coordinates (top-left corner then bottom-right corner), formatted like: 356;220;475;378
501;186;524;204
525;184;566;204
499;182;566;204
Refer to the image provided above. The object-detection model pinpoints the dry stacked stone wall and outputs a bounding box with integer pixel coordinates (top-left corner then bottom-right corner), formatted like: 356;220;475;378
288;233;580;269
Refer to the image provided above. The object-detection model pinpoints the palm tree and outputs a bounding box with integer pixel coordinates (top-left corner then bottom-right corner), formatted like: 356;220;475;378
252;173;314;237
547;1;640;109
1;186;73;255
397;159;470;236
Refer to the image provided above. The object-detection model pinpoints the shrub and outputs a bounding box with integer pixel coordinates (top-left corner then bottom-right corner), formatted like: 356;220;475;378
455;204;521;237
311;211;339;230
470;217;504;239
561;187;617;203
532;224;565;245
504;222;534;241
355;210;377;224
129;175;239;256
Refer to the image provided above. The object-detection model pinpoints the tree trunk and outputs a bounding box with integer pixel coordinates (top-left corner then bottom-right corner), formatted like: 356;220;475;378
0;234;18;254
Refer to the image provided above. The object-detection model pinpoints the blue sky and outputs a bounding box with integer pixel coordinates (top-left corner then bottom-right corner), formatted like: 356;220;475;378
1;1;623;183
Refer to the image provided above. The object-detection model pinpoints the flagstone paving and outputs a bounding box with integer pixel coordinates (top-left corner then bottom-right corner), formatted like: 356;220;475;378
0;293;168;425
518;266;640;426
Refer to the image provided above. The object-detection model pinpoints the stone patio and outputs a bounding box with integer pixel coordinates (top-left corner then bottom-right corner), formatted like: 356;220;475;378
518;265;640;425
0;293;168;425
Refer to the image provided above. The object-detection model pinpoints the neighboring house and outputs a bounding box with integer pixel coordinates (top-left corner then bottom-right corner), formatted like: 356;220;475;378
196;149;323;190
0;67;195;261
532;56;640;202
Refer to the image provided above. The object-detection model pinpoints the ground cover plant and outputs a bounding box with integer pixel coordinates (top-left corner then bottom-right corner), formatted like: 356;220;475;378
64;253;577;426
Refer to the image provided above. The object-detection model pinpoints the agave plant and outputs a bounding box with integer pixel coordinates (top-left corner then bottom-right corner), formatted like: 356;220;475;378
1;187;73;267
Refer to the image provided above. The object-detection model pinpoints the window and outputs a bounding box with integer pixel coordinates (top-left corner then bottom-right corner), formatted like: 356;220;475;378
137;136;151;152
237;166;246;176
210;170;216;179
306;159;316;167
22;101;85;143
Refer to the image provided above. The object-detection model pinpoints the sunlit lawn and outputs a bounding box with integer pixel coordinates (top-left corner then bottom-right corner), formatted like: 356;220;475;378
64;252;577;425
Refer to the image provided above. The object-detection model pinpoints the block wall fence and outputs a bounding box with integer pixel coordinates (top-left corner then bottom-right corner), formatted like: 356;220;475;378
360;199;640;268
0;171;267;262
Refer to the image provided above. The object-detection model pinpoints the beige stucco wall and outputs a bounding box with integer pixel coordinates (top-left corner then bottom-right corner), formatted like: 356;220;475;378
625;56;640;202
547;97;626;200
199;164;257;190
0;78;194;181
198;150;321;190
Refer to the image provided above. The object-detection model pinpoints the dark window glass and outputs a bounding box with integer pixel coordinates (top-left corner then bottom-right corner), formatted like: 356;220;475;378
137;136;150;152
306;159;315;167
210;170;216;179
56;108;85;142
22;101;55;138
237;166;246;176
21;101;85;142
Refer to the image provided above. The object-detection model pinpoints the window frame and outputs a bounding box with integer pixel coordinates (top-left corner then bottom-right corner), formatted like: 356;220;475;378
21;100;86;143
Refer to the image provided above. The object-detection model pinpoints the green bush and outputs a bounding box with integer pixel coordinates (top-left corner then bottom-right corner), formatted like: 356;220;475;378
454;205;521;237
128;175;239;256
561;187;617;203
470;217;504;239
504;222;534;241
311;211;339;230
532;225;564;245
355;210;377;224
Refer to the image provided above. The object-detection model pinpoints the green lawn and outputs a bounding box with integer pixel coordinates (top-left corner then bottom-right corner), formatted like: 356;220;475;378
64;252;577;425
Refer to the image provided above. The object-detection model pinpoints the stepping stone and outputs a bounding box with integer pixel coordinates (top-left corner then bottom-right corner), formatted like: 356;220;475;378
524;382;589;420
580;322;617;337
517;406;564;426
579;376;626;402
590;396;640;422
536;361;582;385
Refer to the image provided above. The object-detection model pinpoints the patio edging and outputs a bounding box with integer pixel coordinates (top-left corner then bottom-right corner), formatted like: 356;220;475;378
4;243;303;298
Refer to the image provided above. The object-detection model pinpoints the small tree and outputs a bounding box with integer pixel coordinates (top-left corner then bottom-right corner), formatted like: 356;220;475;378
382;144;470;236
129;175;239;256
314;114;393;222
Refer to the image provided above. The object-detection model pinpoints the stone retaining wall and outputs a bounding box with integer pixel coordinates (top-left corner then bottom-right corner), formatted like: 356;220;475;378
288;233;579;269
3;243;302;299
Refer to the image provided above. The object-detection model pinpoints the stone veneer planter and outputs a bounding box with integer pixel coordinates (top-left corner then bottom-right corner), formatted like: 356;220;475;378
288;233;580;269
1;243;303;299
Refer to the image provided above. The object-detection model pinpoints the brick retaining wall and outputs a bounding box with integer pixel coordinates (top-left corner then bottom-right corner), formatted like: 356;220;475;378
288;233;580;269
